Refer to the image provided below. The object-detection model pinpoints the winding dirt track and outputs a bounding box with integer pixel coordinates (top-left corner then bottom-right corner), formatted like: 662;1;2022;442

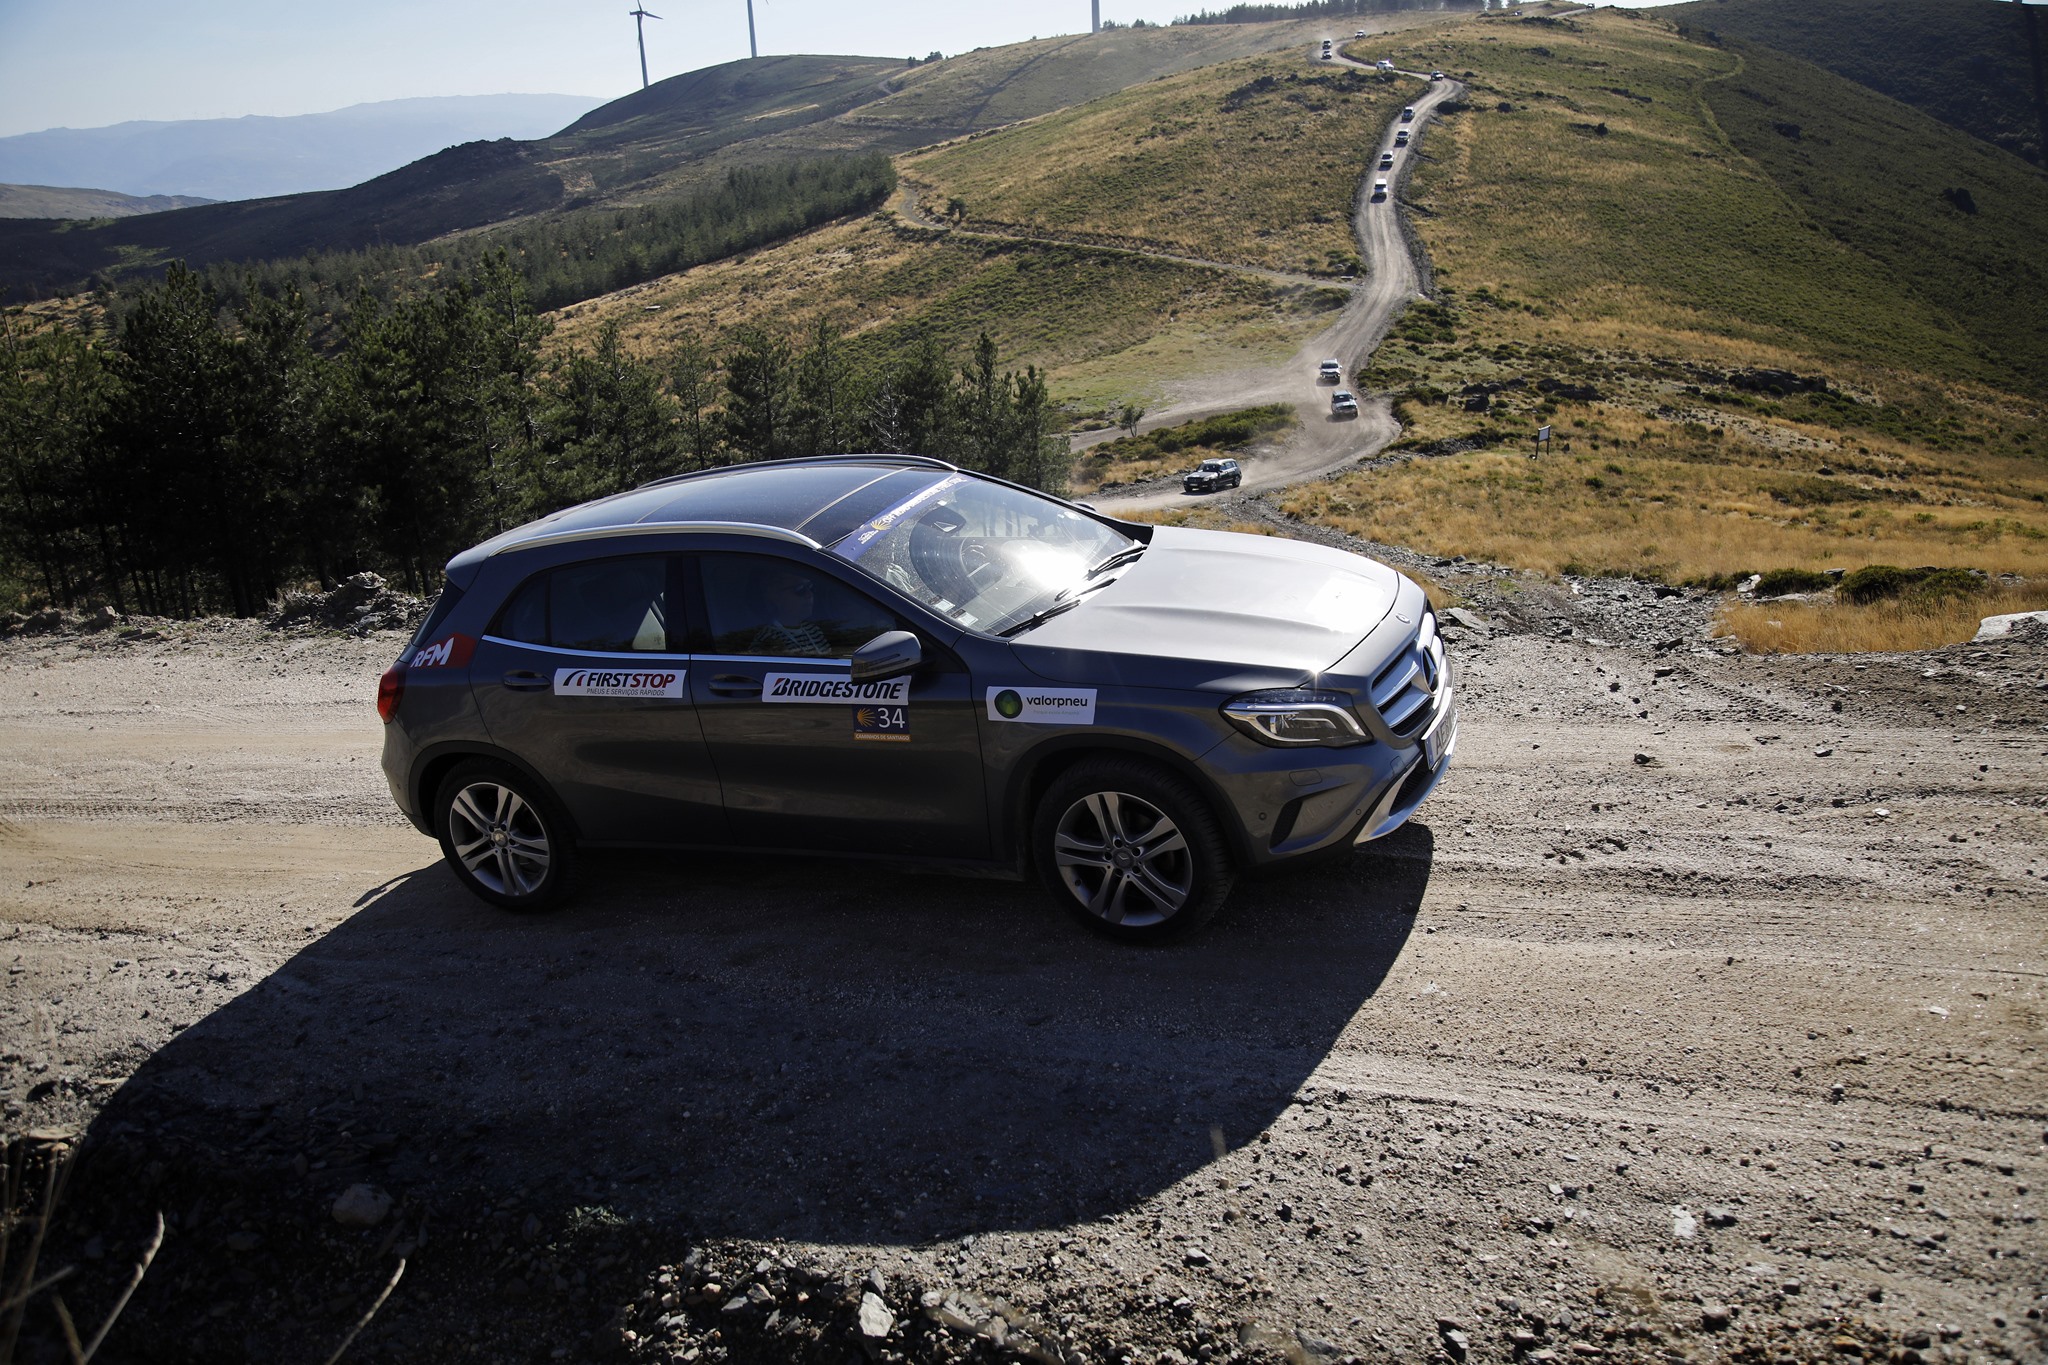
895;44;1462;514
1091;56;1463;513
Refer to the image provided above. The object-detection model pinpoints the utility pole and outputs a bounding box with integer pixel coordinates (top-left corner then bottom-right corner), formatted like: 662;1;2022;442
747;0;759;58
630;6;660;89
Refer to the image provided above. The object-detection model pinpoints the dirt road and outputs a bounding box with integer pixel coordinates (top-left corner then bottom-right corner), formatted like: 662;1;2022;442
1090;67;1462;514
1;600;2041;1364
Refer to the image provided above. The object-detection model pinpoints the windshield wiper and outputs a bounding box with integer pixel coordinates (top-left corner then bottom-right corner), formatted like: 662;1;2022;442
1085;544;1147;579
996;595;1085;638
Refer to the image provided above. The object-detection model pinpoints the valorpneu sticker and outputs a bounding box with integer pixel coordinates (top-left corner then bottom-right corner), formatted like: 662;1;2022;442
553;668;685;699
762;673;910;704
986;686;1096;725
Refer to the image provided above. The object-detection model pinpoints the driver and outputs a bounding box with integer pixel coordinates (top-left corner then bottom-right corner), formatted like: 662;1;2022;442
748;569;834;657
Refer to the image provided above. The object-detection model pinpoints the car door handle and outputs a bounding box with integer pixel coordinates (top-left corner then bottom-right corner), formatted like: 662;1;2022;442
708;674;763;697
502;670;549;691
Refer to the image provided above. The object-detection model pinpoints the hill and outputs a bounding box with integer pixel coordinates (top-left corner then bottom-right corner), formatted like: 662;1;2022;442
1652;0;2047;167
0;17;1441;303
1263;8;2048;585
0;184;215;219
0;95;605;201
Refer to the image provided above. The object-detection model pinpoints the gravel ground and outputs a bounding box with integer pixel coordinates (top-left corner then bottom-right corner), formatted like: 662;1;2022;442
0;571;2042;1365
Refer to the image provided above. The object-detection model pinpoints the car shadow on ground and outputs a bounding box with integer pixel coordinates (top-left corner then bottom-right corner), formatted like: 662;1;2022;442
65;828;1427;1323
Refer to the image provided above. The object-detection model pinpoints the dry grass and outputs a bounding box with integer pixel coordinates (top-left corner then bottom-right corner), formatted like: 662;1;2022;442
1715;582;2048;654
552;214;1340;410
907;53;1420;277
1281;437;2048;584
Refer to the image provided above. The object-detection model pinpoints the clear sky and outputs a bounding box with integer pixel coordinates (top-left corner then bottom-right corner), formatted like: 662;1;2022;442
0;1;1668;139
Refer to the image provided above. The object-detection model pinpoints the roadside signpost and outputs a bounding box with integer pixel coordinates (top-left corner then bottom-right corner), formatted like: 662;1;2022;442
1533;424;1551;458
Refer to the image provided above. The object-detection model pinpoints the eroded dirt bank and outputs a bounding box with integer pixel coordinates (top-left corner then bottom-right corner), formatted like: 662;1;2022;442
0;589;2041;1365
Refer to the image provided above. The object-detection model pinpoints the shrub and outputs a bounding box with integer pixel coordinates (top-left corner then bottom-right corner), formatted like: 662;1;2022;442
1906;567;1983;603
1755;568;1833;596
1839;563;1910;604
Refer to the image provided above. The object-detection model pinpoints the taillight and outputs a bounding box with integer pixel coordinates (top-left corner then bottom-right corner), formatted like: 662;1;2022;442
377;666;405;723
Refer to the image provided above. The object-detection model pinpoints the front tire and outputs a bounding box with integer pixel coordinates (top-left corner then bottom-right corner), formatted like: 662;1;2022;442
1033;758;1233;941
434;760;575;911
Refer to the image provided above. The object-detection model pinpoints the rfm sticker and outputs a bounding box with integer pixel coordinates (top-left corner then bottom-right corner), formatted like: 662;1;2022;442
409;634;477;669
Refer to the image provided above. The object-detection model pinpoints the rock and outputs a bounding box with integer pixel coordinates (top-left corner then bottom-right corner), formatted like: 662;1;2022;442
1671;1206;1697;1239
330;1183;393;1227
1439;1325;1470;1360
1182;1247;1211;1267
1973;610;2048;642
224;1231;262;1253
1705;1206;1738;1227
1446;607;1494;634
1653;585;1684;599
1702;1304;1732;1331
1632;753;1662;768
1737;574;1761;596
1296;1327;1343;1360
858;1291;896;1338
82;604;120;631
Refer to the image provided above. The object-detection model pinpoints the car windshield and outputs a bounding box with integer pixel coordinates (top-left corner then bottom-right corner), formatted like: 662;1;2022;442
830;474;1139;635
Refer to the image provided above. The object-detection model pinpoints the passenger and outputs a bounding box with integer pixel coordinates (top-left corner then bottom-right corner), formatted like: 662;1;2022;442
749;569;833;657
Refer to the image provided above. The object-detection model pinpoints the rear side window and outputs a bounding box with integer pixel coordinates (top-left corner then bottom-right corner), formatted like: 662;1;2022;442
403;580;465;654
492;556;673;653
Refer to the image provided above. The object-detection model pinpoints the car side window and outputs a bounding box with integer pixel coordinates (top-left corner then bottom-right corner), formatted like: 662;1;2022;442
493;555;672;653
699;553;899;659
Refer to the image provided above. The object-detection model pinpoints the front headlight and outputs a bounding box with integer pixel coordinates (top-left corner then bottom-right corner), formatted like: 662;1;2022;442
1222;689;1370;747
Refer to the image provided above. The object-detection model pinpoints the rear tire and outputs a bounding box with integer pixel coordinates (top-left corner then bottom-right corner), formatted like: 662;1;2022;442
1032;757;1233;942
434;760;575;911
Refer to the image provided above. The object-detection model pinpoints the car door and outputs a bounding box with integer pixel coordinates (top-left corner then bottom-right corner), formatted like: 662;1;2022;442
687;550;989;858
470;552;730;846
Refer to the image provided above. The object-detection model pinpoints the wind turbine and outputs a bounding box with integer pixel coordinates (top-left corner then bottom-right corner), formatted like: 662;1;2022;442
630;5;661;89
745;0;758;59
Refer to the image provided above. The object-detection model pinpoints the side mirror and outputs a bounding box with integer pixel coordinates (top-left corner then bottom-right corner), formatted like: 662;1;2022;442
850;630;921;683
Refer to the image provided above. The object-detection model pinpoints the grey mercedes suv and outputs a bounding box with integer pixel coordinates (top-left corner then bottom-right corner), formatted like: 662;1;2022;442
378;456;1456;940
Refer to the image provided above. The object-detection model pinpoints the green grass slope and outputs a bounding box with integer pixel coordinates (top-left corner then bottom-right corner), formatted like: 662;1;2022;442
1701;38;2048;400
1652;0;2047;167
906;53;1419;276
1268;9;2048;586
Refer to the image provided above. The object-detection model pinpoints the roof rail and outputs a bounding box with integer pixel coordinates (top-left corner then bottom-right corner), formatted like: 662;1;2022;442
490;520;823;556
632;452;959;493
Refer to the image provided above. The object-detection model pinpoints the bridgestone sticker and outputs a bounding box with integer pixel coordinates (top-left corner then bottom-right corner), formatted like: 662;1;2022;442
763;673;911;704
986;686;1097;725
553;668;685;699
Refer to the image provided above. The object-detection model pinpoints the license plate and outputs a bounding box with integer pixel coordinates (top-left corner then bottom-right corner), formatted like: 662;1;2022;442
1422;708;1453;768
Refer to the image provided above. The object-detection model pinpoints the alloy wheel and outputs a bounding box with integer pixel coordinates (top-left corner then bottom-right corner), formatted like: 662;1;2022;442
1052;789;1193;927
446;780;552;898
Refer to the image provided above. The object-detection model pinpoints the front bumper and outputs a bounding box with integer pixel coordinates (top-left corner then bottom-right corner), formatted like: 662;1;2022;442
1203;672;1457;869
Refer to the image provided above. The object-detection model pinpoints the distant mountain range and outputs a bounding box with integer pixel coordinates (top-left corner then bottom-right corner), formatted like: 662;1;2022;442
0;94;606;202
0;184;217;219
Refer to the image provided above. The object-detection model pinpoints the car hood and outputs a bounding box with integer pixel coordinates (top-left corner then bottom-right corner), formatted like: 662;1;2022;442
1011;526;1403;690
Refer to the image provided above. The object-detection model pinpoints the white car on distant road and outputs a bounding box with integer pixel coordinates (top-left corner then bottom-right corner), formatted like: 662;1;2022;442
1318;359;1342;383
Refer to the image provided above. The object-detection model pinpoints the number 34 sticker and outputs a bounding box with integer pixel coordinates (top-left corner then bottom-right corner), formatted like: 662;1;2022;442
852;705;910;742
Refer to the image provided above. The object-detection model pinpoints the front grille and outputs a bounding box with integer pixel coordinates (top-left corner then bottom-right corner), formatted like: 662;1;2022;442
1368;612;1445;739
